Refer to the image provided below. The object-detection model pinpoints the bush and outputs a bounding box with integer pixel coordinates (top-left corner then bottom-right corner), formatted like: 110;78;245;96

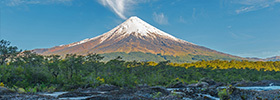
218;88;230;100
0;82;4;87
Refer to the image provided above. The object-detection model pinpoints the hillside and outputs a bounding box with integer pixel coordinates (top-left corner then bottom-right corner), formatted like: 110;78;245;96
33;16;242;62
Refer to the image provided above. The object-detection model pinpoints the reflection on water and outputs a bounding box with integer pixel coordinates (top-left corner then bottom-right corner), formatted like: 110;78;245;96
59;96;93;100
236;86;280;91
40;92;68;98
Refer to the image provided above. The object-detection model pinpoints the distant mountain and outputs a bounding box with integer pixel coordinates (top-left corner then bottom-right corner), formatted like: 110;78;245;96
33;16;242;62
265;56;280;61
245;56;280;62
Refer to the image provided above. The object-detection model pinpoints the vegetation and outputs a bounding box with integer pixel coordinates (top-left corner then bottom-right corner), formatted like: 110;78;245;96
1;39;280;93
101;52;239;63
0;82;4;87
218;88;229;100
0;40;21;65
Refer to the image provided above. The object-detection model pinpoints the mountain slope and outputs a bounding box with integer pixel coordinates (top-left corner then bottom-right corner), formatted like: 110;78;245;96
33;16;241;61
265;56;280;61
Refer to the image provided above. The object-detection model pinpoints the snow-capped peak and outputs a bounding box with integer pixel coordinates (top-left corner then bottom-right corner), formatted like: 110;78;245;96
98;16;189;43
67;16;190;47
119;16;178;38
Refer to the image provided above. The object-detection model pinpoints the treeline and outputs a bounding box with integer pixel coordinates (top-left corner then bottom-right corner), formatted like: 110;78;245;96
0;39;280;92
172;60;280;72
101;52;237;63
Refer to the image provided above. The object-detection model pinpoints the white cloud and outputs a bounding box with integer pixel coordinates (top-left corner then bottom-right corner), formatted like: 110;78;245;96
230;32;255;40
235;6;255;14
192;8;196;19
153;12;168;25
98;0;152;19
98;0;132;19
6;0;23;6
236;0;267;5
179;16;187;23
234;0;280;14
99;0;140;20
3;0;73;6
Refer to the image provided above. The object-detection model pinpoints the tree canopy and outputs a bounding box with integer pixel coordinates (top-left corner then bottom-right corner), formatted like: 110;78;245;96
0;39;21;65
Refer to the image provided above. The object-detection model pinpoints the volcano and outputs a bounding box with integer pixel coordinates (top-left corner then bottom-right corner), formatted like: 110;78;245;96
33;16;241;62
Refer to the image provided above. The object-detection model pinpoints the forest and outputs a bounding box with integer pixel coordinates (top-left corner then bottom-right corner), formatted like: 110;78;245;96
1;39;280;93
101;52;238;63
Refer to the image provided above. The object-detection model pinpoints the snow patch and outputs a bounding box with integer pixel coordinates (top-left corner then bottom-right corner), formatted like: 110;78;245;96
68;35;102;47
68;38;90;47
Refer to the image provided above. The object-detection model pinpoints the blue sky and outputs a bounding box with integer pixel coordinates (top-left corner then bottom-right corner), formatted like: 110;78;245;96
1;0;280;58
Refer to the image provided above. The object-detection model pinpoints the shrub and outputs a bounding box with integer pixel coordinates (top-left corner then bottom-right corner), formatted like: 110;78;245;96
0;82;4;87
218;88;230;100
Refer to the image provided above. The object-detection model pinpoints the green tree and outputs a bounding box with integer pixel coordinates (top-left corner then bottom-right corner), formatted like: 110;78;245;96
0;40;20;65
45;55;61;82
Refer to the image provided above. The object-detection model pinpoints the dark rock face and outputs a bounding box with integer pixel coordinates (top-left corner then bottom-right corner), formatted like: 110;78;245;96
200;78;216;86
53;85;173;100
187;82;209;88
95;84;120;91
136;84;150;89
229;87;280;100
167;82;188;88
0;95;56;100
135;86;170;98
57;91;100;98
178;85;218;99
150;86;170;95
0;87;15;95
1;91;55;100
